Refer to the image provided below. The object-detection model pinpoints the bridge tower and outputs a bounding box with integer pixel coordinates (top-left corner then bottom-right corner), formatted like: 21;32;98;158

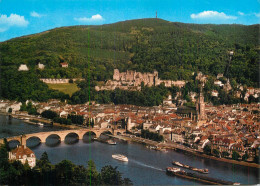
20;135;27;147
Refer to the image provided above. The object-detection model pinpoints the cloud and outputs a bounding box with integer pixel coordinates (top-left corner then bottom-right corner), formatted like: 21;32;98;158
0;13;29;27
0;27;7;32
0;13;28;32
30;11;43;18
74;14;104;22
238;11;244;16
254;12;260;17
191;11;237;20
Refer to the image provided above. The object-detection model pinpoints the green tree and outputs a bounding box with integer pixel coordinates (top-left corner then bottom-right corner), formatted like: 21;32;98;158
203;145;211;155
54;160;75;185
242;152;249;161
101;165;123;185
221;151;230;158
213;149;220;157
86;160;100;185
41;110;58;119
232;151;241;160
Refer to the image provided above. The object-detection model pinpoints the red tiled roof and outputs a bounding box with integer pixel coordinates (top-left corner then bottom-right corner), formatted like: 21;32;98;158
11;145;35;159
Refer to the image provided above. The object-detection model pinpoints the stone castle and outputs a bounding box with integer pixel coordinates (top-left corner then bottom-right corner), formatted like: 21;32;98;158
95;69;186;91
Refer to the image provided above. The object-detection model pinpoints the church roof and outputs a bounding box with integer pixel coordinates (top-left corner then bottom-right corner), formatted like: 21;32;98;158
176;106;197;114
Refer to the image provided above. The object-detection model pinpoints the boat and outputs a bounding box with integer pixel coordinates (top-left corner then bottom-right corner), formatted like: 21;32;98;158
159;148;168;152
166;167;181;173
112;154;128;162
38;122;44;127
107;139;116;145
172;161;184;167
172;161;209;174
166;167;238;185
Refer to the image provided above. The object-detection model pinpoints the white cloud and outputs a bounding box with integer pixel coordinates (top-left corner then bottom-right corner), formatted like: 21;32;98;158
0;27;7;32
0;13;29;26
30;11;43;18
238;11;244;16
254;12;260;17
191;11;237;20
74;14;104;22
0;13;29;32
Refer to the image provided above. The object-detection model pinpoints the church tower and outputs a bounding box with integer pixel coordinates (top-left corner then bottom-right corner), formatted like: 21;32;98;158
196;86;206;121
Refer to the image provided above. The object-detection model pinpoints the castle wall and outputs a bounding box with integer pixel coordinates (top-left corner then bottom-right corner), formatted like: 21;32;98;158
96;69;186;91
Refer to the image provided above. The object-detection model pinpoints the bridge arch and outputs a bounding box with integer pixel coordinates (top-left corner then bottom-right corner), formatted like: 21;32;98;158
100;130;113;135
8;139;20;148
26;136;42;147
64;132;79;144
45;134;61;143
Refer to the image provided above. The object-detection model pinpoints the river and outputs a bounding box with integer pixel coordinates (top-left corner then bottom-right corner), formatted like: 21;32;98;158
0;115;259;185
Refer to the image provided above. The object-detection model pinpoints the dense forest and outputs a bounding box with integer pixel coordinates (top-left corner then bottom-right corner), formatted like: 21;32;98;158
0;18;259;103
0;143;132;185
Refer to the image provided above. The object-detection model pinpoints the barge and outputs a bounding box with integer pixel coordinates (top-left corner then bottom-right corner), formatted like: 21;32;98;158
166;167;240;185
172;161;209;174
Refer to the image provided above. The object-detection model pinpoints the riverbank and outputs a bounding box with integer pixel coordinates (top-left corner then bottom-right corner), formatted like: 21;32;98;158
112;134;260;169
11;114;79;129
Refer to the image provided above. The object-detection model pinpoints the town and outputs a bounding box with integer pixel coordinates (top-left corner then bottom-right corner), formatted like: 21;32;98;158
1;87;259;167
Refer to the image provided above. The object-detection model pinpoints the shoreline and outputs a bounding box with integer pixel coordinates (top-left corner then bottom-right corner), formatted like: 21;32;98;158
10;114;79;129
112;135;260;169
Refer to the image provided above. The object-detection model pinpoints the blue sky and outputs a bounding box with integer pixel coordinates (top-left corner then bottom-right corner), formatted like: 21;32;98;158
0;0;259;41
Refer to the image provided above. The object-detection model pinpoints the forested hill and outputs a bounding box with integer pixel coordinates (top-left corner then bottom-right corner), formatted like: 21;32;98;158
0;18;259;101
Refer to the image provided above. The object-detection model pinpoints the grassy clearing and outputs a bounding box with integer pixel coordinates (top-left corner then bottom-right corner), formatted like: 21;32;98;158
47;83;79;96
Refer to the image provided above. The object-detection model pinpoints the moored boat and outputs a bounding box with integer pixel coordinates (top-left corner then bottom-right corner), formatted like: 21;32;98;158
172;161;209;174
166;167;181;173
112;154;128;162
172;161;184;167
38;122;44;127
107;139;116;145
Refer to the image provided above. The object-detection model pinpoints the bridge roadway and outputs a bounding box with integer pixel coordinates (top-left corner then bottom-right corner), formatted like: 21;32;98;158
0;128;125;145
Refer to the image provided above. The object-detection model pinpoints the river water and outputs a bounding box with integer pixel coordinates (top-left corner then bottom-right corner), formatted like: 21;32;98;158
0;115;259;185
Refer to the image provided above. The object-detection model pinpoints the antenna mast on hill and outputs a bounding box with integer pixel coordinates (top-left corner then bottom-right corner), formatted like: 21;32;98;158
156;11;157;18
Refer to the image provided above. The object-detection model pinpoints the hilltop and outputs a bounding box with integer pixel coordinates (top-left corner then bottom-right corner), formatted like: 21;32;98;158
0;18;259;102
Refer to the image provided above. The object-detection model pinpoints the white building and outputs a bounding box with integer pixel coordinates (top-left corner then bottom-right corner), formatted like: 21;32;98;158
163;95;173;106
211;90;219;97
214;80;224;87
9;145;36;168
38;63;45;69
18;64;29;71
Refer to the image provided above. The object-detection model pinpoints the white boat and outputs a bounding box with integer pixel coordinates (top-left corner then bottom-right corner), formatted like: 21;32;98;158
166;167;181;173
173;161;183;167
112;154;128;162
107;139;116;145
38;122;44;127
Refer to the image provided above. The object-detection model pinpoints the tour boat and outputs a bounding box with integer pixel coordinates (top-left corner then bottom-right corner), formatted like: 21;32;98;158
112;154;128;162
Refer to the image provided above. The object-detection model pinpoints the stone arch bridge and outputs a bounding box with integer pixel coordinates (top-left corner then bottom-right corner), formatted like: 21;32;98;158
0;128;125;145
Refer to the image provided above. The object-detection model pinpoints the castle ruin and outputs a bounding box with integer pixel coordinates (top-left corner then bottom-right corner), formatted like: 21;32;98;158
95;69;186;91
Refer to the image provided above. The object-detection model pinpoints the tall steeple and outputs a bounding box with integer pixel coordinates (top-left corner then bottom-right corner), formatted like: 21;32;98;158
196;85;206;121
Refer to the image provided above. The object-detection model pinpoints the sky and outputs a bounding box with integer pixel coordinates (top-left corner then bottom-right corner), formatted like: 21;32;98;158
0;0;259;42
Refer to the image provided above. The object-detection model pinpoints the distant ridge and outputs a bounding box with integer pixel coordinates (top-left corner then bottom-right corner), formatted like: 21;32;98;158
0;18;258;101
